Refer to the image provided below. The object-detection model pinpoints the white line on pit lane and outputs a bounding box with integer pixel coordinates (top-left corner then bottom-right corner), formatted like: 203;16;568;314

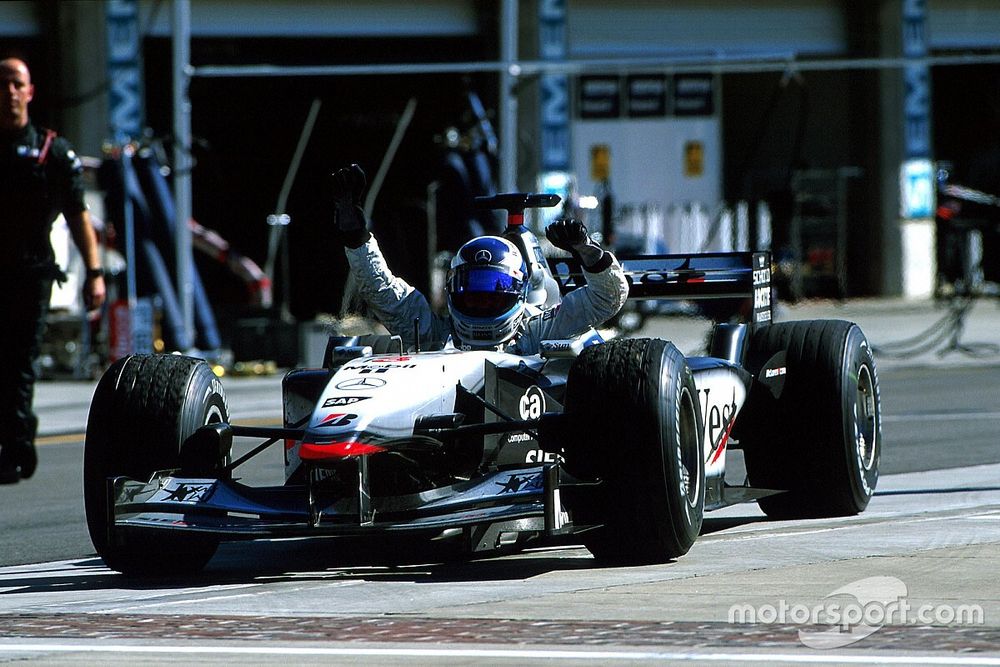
882;411;1000;423
1;643;1000;664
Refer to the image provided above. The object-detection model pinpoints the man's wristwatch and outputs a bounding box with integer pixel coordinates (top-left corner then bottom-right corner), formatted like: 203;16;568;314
85;267;104;279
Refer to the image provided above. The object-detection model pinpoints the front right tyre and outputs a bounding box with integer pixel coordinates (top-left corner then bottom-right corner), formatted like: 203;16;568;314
564;338;705;564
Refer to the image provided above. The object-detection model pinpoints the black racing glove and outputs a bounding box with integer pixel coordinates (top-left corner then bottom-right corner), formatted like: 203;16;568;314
546;218;606;270
332;164;371;247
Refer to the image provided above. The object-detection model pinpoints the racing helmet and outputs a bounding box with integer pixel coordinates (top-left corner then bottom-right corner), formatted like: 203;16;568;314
447;236;528;346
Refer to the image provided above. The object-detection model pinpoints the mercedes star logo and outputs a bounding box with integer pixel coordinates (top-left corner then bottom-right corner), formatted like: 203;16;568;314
334;377;387;390
474;249;492;263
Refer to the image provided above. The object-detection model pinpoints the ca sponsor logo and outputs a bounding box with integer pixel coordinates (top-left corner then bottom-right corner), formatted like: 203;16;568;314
519;386;545;420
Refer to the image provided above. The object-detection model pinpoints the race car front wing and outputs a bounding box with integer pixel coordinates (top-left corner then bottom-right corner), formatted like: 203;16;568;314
106;461;577;553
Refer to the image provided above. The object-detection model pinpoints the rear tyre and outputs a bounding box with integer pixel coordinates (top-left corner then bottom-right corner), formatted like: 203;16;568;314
564;338;704;563
739;320;881;519
84;354;228;575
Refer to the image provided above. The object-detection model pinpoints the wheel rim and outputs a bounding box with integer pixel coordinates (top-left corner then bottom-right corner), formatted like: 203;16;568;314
678;386;701;507
854;363;878;471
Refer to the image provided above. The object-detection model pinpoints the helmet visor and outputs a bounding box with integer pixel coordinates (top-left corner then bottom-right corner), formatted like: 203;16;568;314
449;266;524;318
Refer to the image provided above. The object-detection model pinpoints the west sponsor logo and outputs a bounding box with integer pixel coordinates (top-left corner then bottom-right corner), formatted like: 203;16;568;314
699;386;740;461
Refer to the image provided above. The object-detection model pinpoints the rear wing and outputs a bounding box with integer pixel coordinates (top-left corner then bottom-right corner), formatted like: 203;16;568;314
548;251;773;327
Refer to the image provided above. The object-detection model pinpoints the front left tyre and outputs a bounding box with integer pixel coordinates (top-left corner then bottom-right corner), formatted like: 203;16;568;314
84;354;228;575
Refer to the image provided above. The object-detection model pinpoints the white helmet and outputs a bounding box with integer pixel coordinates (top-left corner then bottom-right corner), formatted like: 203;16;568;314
447;236;528;346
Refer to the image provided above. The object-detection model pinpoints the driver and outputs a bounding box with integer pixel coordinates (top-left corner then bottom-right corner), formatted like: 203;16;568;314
333;164;628;354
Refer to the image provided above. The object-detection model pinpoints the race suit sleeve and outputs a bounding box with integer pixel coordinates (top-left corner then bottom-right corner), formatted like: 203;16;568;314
344;235;448;349
514;253;629;353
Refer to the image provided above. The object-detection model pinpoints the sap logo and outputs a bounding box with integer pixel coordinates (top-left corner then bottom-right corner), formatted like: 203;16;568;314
519;386;546;420
525;449;563;463
323;396;370;407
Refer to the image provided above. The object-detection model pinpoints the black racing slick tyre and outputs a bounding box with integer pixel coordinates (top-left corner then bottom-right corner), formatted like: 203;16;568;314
84;354;228;575
564;338;705;564
739;320;881;519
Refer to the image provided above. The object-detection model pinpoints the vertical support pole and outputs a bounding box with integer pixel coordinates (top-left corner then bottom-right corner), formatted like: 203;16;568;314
173;0;195;348
538;0;570;176
899;0;935;298
105;0;149;356
880;0;935;297
499;0;518;193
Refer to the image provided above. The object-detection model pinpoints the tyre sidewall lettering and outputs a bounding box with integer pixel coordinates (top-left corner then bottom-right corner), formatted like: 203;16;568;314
672;377;690;525
845;341;879;503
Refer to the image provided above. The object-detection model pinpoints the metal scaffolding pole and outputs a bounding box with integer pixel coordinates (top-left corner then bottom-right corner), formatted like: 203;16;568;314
172;0;194;349
499;0;518;193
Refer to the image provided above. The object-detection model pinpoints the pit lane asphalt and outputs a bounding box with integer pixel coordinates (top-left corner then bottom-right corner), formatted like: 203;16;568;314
1;296;999;663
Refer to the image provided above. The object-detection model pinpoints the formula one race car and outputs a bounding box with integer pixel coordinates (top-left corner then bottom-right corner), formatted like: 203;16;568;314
83;194;881;575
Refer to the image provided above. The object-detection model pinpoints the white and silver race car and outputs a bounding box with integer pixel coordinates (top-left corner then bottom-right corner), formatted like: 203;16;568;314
83;194;881;575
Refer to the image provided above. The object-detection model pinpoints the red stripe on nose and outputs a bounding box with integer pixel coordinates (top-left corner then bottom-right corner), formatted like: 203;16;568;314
299;441;386;460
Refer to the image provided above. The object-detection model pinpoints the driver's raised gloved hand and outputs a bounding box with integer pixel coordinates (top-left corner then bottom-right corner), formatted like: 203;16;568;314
546;218;608;270
332;164;371;248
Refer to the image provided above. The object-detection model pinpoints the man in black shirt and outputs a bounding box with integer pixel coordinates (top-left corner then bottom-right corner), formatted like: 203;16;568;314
0;57;106;483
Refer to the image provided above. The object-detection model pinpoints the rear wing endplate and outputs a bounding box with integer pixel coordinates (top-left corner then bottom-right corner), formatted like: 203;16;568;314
548;251;773;327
